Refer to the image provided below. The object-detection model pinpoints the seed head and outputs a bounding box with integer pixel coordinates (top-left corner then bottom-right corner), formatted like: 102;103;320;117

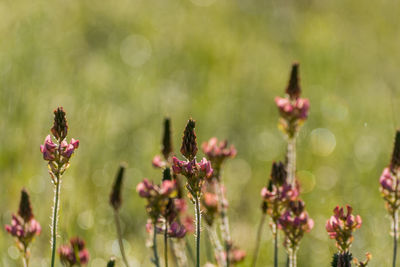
110;164;126;210
180;119;198;160
162;118;173;160
51;107;68;140
286;63;301;99
390;130;400;172
18;188;34;222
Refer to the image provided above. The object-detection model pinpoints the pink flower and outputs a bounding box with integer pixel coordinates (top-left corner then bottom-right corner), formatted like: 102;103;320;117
168;221;187;238
326;205;362;252
152;155;166;168
61;138;79;158
275;97;310;121
5;214;41;247
59;237;90;266
202;137;236;170
40;135;57;161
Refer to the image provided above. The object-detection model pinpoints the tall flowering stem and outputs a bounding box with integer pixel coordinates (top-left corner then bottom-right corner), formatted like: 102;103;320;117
259;162;299;267
379;130;400;267
40;107;79;267
172;119;213;267
5;189;41;267
275;63;309;186
202;137;237;266
110;164;130;267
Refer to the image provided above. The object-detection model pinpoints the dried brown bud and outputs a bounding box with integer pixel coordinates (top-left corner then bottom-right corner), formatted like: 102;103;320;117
180;119;197;160
332;252;352;267
162;118;173;160
18;188;34;222
390;130;400;172
110;164;126;210
289;200;305;216
163;167;172;181
107;257;116;267
51;107;68;140
271;161;287;186
286;63;301;100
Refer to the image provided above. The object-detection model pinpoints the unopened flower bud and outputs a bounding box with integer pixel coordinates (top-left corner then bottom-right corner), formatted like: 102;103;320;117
286;63;301;100
391;130;400;172
51;107;68;141
162;118;173;160
271;161;287;186
107;257;116;267
18;189;34;222
180;119;197;160
110;163;126;210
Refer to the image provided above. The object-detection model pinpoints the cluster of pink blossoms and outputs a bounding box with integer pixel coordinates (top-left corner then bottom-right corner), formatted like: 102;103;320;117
379;167;400;212
58;237;90;266
278;200;314;251
326;205;362;252
274;63;310;137
5;189;41;253
40;135;79;162
261;162;299;222
202;137;236;174
137;178;177;221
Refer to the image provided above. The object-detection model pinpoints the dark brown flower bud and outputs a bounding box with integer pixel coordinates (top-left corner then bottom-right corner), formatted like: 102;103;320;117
286;63;301;100
271;161;287;186
331;252;352;267
107;257;116;267
163;167;172;181
180;119;197;160
18;188;34;222
261;201;268;214
51;107;68;140
110;164;126;210
289;200;305;216
162;118;173;160
70;236;86;250
390;130;400;172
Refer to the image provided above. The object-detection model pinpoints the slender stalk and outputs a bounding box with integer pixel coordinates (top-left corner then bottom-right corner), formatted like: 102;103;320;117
286;137;296;186
214;181;231;267
206;225;225;266
164;221;168;267
171;239;188;267
274;223;278;267
393;210;398;267
288;248;297;267
114;210;130;267
50;178;61;267
22;249;28;267
251;213;266;267
153;223;160;267
194;195;201;267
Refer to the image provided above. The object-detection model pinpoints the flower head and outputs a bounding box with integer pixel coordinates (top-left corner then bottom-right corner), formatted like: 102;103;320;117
391;130;400;172
326;205;362;252
286;63;301;100
162;118;173;160
202;137;236;174
5;189;41;252
58;237;90;266
136;178;177;221
278;200;313;251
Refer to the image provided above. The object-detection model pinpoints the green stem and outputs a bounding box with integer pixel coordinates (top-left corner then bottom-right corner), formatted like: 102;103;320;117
22;248;28;267
114;210;130;267
50;178;61;267
153;223;160;267
164;221;168;267
194;195;201;267
287;137;296;186
274;224;278;267
250;213;266;267
394;211;398;267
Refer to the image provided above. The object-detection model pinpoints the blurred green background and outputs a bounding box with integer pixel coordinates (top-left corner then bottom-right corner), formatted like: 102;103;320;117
1;0;400;266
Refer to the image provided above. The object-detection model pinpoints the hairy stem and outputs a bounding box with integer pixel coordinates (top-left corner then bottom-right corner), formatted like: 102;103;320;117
286;137;296;186
206;224;225;266
164;221;168;267
288;248;297;267
274;223;278;267
250;213;266;267
194;195;201;267
215;181;231;267
114;210;130;267
50;178;61;267
394;210;398;267
22;248;28;267
153;222;160;267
